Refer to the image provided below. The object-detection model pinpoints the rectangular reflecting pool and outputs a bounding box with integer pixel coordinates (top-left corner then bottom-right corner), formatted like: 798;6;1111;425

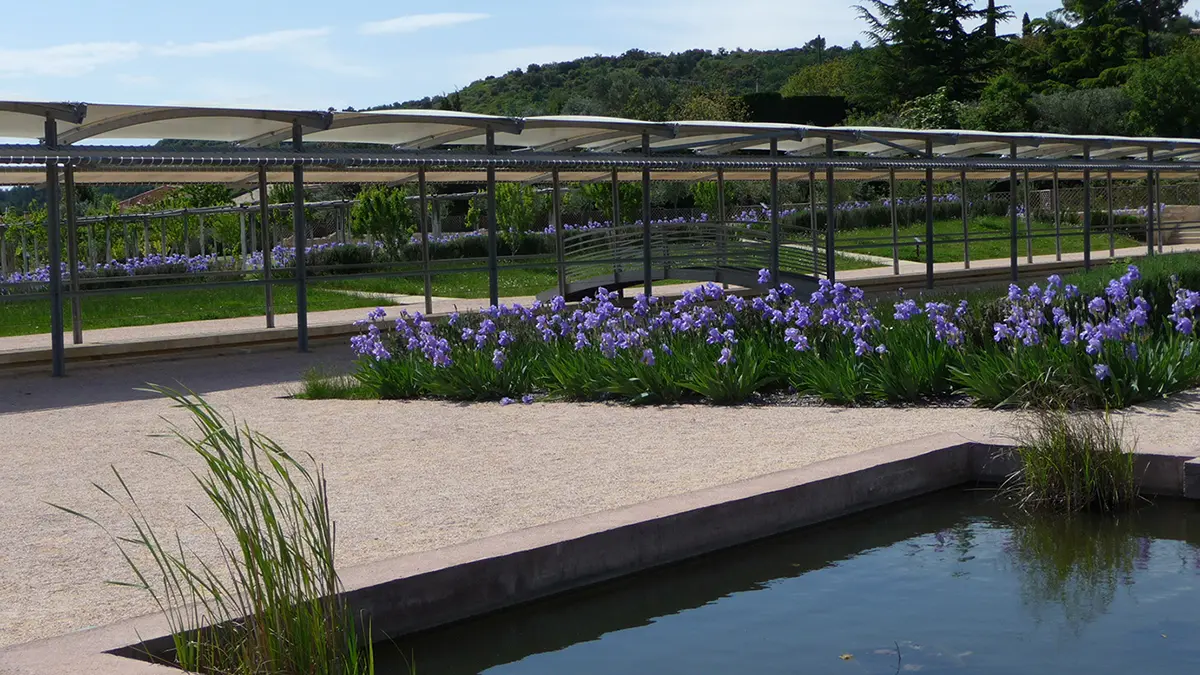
378;489;1200;674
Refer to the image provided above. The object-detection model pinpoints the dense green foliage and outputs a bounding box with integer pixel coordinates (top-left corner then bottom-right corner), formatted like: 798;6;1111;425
375;48;834;118
360;1;1200;139
350;186;417;256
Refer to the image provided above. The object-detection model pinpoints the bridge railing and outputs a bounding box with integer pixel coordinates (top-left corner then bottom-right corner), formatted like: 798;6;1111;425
559;219;832;288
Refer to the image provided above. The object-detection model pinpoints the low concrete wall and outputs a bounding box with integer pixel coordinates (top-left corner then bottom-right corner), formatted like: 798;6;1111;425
1;432;1196;675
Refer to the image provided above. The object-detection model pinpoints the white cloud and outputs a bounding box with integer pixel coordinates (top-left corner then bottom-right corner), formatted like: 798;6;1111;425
156;28;332;57
359;13;489;35
0;42;142;78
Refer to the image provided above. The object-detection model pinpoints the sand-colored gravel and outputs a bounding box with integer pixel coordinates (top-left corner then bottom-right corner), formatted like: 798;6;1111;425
2;346;1198;648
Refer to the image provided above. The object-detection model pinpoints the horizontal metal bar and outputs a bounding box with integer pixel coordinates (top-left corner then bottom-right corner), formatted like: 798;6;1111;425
3;146;1200;173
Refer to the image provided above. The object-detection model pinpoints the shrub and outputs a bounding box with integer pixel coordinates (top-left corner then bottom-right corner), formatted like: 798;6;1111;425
350;186;417;257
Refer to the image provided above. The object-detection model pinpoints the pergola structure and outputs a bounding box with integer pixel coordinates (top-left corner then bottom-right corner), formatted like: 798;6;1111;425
1;100;1197;375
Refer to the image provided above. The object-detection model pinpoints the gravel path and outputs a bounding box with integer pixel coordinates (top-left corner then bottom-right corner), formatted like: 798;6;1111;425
2;346;1198;648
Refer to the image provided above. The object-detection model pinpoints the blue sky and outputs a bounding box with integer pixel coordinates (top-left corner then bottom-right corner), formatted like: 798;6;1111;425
0;0;1065;110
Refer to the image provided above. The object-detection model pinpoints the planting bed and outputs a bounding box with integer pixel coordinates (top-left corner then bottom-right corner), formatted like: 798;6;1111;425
318;255;1200;410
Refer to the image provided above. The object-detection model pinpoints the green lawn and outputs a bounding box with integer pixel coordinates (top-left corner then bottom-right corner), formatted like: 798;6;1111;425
0;285;391;338
832;216;1142;263
319;268;560;299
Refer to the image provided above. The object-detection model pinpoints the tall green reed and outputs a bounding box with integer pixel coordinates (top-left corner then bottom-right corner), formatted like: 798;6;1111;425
1002;410;1139;513
51;386;373;675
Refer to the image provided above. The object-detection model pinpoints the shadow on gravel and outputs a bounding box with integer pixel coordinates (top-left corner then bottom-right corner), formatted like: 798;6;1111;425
0;343;350;414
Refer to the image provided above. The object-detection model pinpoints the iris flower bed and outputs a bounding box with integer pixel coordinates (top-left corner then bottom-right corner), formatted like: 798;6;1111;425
317;263;1200;410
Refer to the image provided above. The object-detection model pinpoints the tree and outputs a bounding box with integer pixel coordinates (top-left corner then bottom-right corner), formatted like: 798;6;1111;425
804;35;828;63
1022;12;1032;37
780;58;854;97
898;87;964;128
1032;87;1132;134
855;0;1010;102
1125;39;1200;136
960;73;1035;130
494;183;546;248
1113;0;1189;57
669;88;750;121
350;186;417;256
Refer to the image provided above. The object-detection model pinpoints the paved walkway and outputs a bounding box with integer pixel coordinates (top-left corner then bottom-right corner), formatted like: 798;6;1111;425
2;346;1197;648
838;242;1199;281
2;246;1198;357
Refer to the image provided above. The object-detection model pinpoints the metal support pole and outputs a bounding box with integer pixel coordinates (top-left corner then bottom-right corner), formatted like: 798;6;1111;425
259;166;274;329
182;212;190;256
610;168;621;285
291;122;308;351
198;214;205;256
160;214;167;255
104;220;112;261
716;168;728;277
486;128;499;307
0;225;7;280
960;170;970;269
87;222;95;267
553;170;566;298
890;169;899;275
122;221;130;259
45;115;65;377
1009;142;1019;283
825;138;836;282
1082;146;1092;270
809;170;819;276
1107;171;1115;256
1147;147;1156;256
924;138;935;290
1052;168;1062;261
142;217;149;258
1155;169;1163;254
769;138;780;284
1023;170;1032;263
64;166;82;346
418;168;433;315
239;212;247;261
642;132;653;297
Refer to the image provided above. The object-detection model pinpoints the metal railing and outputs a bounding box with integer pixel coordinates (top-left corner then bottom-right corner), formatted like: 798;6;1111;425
6;173;1200;377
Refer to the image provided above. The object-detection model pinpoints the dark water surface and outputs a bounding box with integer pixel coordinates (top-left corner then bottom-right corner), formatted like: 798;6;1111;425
377;489;1200;674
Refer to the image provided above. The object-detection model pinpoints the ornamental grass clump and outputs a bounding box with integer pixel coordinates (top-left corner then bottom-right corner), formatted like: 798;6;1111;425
329;263;1200;410
1003;410;1138;513
51;386;373;675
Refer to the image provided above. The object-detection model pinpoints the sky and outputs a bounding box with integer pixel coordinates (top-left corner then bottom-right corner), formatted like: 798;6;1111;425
0;0;1067;111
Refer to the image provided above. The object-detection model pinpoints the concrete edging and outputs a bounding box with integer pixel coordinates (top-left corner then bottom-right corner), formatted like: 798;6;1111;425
1;432;1196;674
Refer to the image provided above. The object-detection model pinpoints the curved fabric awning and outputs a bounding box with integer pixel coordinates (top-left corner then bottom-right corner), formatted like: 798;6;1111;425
0;99;1198;186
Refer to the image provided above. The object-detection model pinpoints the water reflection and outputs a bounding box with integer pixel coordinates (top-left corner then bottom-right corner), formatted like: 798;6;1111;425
1004;511;1140;632
376;492;1200;675
1004;502;1200;634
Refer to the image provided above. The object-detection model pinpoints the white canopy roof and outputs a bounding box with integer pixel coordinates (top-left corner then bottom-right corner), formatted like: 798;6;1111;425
0;100;1196;186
